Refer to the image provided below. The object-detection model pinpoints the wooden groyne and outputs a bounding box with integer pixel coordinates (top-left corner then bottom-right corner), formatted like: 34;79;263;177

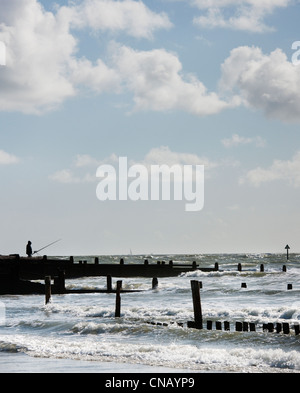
0;255;291;295
43;275;144;309
148;319;300;336
144;280;300;337
0;255;217;281
0;254;213;295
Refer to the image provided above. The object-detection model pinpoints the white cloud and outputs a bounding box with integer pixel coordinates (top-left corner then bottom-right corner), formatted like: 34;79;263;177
50;153;120;184
0;0;172;114
74;154;100;168
220;46;300;123
222;134;266;148
0;150;19;165
70;58;121;94
241;151;300;188
113;44;235;116
74;153;119;168
192;0;291;33
1;0;298;123
49;169;81;184
0;0;76;114
141;146;217;170
50;147;219;184
65;0;173;39
0;0;237;118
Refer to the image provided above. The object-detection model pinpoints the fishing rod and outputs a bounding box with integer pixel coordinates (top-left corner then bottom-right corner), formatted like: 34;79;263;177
33;239;62;255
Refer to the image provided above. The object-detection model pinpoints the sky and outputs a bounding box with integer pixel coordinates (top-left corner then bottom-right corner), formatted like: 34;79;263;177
0;0;300;256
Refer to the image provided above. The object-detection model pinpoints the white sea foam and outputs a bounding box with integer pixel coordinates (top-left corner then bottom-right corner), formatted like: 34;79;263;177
0;334;299;373
1;253;300;373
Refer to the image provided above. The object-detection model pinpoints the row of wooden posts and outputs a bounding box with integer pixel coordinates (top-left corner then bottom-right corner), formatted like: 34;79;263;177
196;280;294;290
55;256;290;272
189;280;299;335
238;263;288;272
148;319;300;335
202;320;299;335
76;258;197;267
44;275;159;306
45;275;123;317
44;271;295;303
44;276;298;336
241;282;294;290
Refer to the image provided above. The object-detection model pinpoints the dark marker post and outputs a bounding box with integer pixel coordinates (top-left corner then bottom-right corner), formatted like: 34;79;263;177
285;244;290;261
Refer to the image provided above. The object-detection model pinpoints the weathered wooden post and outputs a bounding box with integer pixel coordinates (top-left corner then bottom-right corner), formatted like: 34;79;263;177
107;275;112;292
57;270;65;294
224;321;230;331
45;276;51;305
216;321;222;331
152;277;158;290
238;263;242;272
190;280;203;329
115;281;122;318
95;257;99;265
260;264;264;272
241;283;247;288
283;323;290;334
283;265;287;272
287;284;293;290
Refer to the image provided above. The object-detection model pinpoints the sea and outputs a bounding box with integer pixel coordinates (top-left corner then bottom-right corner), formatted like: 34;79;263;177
0;253;300;374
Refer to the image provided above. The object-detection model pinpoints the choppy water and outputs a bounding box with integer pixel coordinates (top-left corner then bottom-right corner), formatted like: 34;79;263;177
0;254;300;373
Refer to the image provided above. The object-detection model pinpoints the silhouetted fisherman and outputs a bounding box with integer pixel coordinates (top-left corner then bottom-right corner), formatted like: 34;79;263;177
26;241;32;257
